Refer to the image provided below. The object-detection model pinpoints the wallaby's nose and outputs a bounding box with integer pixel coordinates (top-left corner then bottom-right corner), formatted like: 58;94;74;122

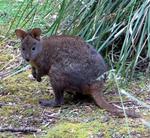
25;58;30;62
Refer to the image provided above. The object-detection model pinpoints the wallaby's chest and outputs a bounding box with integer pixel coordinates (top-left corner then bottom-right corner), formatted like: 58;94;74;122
29;60;38;69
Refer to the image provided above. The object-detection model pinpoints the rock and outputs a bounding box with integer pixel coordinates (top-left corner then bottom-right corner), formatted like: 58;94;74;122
101;115;110;123
28;74;36;81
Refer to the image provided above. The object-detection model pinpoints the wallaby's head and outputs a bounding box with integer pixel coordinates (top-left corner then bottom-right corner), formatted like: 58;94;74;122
15;28;42;62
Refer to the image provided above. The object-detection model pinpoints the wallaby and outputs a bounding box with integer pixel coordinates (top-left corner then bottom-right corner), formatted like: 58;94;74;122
15;28;139;118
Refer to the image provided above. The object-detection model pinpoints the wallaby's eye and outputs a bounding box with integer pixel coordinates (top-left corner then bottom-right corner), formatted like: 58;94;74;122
32;47;36;51
22;47;25;51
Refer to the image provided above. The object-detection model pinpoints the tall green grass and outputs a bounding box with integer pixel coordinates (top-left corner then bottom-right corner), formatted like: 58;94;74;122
60;0;149;78
2;0;149;77
2;0;62;36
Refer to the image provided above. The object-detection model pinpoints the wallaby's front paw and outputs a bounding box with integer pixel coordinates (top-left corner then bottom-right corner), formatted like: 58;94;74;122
36;76;42;82
31;68;37;78
32;73;37;79
39;99;61;107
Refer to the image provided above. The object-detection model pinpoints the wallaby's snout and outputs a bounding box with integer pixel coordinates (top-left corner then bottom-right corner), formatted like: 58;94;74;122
24;53;30;62
25;58;30;62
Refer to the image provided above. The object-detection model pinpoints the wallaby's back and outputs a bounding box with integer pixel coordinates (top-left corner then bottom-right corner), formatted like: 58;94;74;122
41;35;107;85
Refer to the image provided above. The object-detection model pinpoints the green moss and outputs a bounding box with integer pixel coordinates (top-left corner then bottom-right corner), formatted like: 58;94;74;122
1;71;49;104
0;105;19;116
45;118;148;138
0;133;16;138
21;107;41;118
0;53;12;62
0;133;36;138
23;135;39;138
45;121;102;138
0;71;48;128
0;53;13;69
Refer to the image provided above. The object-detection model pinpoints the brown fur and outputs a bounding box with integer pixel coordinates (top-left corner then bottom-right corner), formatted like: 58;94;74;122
15;28;139;118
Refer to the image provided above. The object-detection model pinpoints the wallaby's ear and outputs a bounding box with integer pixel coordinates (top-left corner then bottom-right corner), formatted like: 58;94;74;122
15;29;27;40
31;28;41;40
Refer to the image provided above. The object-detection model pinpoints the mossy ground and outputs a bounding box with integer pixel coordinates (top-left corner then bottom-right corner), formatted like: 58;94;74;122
0;39;150;138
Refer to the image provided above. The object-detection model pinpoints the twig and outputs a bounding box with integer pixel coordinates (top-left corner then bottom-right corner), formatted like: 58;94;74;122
0;103;6;107
0;58;23;79
109;100;134;104
0;127;40;133
0;55;16;72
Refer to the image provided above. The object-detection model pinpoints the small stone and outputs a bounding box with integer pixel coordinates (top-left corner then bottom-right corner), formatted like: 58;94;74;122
85;105;93;113
112;132;122;138
97;132;104;138
131;131;141;138
101;115;110;123
90;132;104;138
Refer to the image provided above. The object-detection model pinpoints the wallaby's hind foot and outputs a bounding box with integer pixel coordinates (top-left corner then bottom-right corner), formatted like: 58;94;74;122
39;99;63;107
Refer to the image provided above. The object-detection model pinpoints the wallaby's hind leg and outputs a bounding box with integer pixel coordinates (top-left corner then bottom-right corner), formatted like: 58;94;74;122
86;81;140;118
